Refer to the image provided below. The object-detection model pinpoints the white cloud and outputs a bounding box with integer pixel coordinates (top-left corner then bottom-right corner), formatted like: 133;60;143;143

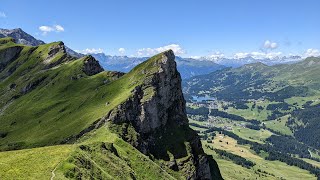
264;40;278;49
39;26;54;33
75;48;104;54
0;12;6;18
206;52;225;60
234;52;250;59
118;48;126;54
304;48;320;57
54;25;64;32
234;51;282;59
39;24;65;35
156;44;185;55
137;44;185;57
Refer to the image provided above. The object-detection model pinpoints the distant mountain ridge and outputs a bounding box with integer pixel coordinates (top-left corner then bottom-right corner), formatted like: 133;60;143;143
0;28;45;46
183;57;320;101
1;28;306;79
91;53;226;79
195;55;303;67
0;28;225;79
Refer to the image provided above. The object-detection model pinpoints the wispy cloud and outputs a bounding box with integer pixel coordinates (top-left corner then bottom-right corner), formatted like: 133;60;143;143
234;51;282;59
118;48;126;55
75;48;104;54
0;11;6;18
304;48;320;58
54;25;64;32
207;52;225;60
263;40;278;49
136;44;185;57
39;25;65;35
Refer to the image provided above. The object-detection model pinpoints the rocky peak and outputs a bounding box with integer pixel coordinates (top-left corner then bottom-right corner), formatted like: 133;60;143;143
106;50;216;179
82;55;104;76
47;41;66;56
138;50;188;132
108;50;187;133
42;42;69;67
0;28;45;46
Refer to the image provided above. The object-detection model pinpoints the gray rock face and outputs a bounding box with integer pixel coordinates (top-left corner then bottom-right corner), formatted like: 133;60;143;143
108;50;187;133
107;50;214;179
82;55;104;76
0;45;23;72
43;42;72;69
0;28;45;46
47;41;66;56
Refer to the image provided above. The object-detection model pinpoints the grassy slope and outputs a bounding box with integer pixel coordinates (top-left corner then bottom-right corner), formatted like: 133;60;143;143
0;145;75;179
0;126;178;180
232;128;273;144
0;39;199;179
0;39;164;150
55;126;177;180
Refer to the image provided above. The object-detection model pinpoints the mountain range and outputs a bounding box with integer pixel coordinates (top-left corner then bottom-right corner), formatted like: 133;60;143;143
91;53;225;79
0;28;225;79
192;55;303;67
1;28;307;80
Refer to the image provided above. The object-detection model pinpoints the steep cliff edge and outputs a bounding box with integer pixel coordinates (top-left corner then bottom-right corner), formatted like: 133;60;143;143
106;50;221;179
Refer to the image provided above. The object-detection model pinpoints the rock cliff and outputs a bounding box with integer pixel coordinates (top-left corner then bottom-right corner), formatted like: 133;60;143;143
82;55;104;76
107;50;219;179
0;45;23;72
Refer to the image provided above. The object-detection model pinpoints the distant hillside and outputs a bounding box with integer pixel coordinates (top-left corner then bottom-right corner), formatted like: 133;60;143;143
184;57;320;178
184;58;320;101
184;57;320;151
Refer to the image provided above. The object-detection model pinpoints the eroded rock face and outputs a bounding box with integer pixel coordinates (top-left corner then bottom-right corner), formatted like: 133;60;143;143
0;46;23;72
109;50;188;133
47;42;66;57
43;42;68;67
107;50;214;179
0;28;45;46
83;55;104;76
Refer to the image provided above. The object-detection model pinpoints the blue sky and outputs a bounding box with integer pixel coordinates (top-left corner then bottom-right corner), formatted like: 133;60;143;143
1;0;320;58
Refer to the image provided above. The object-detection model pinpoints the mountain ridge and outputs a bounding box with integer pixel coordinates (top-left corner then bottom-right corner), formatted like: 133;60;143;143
91;53;225;79
0;37;222;179
0;28;226;79
0;28;83;58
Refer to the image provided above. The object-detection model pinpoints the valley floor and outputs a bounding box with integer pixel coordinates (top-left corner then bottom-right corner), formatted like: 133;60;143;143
202;136;316;180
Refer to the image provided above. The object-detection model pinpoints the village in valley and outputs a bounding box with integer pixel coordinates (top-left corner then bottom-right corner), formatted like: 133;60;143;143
187;96;247;132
